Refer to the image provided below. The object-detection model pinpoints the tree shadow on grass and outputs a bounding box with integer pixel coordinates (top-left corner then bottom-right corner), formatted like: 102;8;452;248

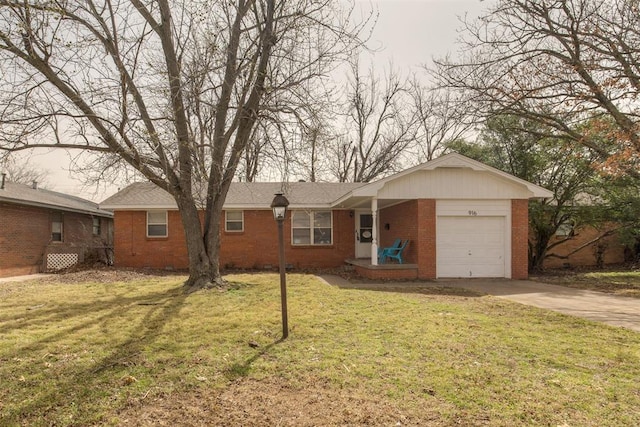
224;339;284;381
0;287;184;334
0;286;188;425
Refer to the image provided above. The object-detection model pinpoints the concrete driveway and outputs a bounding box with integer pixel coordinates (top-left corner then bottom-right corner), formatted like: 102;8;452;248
319;275;640;333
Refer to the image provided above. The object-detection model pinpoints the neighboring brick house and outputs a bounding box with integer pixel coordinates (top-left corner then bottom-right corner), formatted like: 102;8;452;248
542;224;627;269
100;154;553;280
0;177;114;277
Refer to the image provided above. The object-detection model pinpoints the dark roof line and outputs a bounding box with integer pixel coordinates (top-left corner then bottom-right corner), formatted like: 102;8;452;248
0;181;113;217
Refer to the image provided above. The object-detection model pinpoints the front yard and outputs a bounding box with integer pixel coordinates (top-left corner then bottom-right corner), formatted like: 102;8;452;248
1;270;639;426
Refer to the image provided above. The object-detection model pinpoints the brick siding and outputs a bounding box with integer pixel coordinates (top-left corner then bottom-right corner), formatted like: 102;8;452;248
113;209;355;270
543;224;626;269
511;199;529;279
416;199;437;279
0;203;48;276
0;202;113;277
113;199;534;280
113;210;189;269
378;200;419;264
354;264;418;280
377;199;437;279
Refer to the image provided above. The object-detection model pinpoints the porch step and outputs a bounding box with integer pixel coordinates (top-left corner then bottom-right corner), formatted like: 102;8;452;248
345;258;418;270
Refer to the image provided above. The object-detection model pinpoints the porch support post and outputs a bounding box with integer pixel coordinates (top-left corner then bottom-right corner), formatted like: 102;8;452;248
371;198;378;265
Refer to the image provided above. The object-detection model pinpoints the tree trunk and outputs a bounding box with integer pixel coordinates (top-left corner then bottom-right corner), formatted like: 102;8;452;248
205;200;224;286
175;193;224;292
528;232;552;272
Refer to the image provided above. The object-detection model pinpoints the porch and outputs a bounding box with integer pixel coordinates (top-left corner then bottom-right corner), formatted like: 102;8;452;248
345;258;419;280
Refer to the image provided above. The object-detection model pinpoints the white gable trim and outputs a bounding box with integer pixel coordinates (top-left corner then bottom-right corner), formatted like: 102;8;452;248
332;153;553;206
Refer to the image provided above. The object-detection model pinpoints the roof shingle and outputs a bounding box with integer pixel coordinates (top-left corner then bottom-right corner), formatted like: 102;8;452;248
0;181;113;217
100;181;365;209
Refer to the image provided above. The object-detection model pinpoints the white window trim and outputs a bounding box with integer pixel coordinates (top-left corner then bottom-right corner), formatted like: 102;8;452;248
291;210;333;246
225;210;244;232
147;210;168;238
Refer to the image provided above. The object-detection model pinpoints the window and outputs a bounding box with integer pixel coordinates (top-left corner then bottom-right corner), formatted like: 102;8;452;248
556;220;575;237
92;217;101;236
225;210;244;232
292;210;332;245
51;212;63;242
147;210;168;237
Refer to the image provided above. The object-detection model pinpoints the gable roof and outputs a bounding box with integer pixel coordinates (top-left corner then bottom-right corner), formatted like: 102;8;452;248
99;181;365;210
333;153;553;207
0;181;113;217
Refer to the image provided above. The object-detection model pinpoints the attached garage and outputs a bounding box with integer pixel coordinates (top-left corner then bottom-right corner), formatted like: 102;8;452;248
436;200;510;278
335;153;553;280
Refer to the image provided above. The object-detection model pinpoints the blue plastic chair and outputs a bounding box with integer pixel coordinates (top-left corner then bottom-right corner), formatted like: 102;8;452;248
379;239;409;264
378;239;405;264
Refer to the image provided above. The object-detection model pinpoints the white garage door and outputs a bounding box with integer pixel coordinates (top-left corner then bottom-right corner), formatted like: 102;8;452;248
437;216;505;278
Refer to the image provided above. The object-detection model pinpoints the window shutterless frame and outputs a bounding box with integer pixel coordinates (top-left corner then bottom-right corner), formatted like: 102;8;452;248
225;210;244;232
51;211;63;242
147;210;168;237
291;210;333;245
92;217;101;236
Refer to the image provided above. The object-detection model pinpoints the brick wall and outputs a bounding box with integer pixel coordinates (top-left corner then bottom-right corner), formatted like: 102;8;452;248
511;199;529;279
113;210;190;269
543;224;626;269
113;209;355;270
378;199;436;279
222;210;355;269
0;202;113;277
43;211;114;267
0;203;49;276
417;199;437;279
354;265;418;280
378;200;418;263
114;199;585;279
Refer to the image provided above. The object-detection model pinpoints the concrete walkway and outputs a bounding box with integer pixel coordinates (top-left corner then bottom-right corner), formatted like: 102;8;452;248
319;275;640;333
0;274;52;283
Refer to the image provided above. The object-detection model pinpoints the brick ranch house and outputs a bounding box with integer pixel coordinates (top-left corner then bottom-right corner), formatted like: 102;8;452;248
101;154;553;280
0;176;114;277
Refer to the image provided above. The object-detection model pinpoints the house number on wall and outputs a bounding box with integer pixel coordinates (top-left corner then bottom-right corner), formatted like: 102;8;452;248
468;210;478;216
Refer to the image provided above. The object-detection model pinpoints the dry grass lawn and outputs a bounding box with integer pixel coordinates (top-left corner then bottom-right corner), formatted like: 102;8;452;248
1;269;639;426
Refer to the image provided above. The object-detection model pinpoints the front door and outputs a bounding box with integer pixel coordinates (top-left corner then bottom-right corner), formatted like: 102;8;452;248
355;212;373;258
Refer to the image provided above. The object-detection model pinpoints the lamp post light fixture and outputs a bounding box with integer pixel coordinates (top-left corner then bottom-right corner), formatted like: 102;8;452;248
270;193;290;339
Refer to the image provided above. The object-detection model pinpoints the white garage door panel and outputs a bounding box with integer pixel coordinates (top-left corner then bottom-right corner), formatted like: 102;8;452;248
437;216;506;278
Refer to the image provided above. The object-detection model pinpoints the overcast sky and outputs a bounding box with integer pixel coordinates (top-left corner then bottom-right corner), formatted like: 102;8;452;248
23;0;489;202
363;0;487;70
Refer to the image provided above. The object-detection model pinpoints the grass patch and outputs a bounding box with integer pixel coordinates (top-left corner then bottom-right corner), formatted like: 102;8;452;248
1;271;639;426
534;269;640;297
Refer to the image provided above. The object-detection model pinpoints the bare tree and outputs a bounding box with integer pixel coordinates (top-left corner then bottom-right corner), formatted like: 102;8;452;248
0;155;49;187
434;0;640;168
410;81;475;162
0;0;370;291
286;104;337;182
331;58;417;183
237;122;271;182
238;97;334;183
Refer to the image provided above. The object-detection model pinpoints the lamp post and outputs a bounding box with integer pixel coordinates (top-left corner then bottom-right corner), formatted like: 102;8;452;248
271;193;290;339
